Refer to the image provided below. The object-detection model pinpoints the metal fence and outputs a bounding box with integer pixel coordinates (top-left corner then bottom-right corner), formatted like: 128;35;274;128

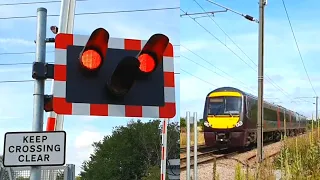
0;164;75;180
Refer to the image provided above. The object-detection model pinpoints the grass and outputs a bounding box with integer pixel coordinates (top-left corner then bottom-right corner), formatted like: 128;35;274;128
230;120;320;180
180;127;205;148
182;120;320;179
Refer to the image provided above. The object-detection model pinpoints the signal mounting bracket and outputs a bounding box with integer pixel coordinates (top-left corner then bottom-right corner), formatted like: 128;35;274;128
32;62;54;80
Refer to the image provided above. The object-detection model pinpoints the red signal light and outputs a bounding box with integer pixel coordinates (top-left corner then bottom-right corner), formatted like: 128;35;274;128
138;34;169;74
79;28;109;73
80;50;102;71
138;54;155;73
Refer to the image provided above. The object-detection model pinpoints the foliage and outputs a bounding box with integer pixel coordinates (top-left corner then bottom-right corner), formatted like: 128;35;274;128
79;119;179;180
233;127;320;180
141;166;169;180
180;117;203;129
15;177;29;180
180;117;186;127
198;118;204;130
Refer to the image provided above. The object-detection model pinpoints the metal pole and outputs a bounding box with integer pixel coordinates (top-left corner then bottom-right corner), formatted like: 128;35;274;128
186;112;191;180
30;7;47;180
193;112;198;180
257;0;266;164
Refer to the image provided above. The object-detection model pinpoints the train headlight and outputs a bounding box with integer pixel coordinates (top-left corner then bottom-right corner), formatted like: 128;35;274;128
235;121;243;127
204;121;210;127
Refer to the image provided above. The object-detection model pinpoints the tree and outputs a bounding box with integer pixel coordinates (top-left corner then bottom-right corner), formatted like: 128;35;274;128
16;177;29;180
181;117;204;130
198;118;204;130
79;119;179;180
180;117;186;128
141;166;169;180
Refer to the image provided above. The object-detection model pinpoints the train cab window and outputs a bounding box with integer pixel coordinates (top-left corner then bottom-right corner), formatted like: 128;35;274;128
207;96;241;116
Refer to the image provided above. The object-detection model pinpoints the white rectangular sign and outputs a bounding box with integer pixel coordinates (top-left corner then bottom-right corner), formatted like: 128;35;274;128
2;131;66;167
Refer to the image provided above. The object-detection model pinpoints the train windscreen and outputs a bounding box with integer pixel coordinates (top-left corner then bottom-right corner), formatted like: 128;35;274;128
207;97;241;116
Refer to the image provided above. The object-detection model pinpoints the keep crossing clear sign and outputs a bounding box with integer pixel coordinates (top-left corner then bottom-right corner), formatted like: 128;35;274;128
2;131;66;167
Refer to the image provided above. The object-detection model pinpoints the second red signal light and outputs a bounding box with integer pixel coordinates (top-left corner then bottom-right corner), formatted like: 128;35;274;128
138;54;155;73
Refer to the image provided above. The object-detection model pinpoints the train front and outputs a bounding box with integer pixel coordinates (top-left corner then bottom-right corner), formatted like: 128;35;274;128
203;88;245;148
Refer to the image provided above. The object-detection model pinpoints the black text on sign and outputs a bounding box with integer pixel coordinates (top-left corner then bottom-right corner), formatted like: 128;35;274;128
2;131;66;167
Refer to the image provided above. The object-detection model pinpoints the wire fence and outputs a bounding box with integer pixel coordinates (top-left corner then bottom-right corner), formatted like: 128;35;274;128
0;164;75;180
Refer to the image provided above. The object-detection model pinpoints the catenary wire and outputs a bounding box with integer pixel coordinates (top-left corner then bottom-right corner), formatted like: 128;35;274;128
0;73;181;84
180;8;302;104
180;49;257;95
181;68;217;87
0;0;87;6
0;56;180;66
281;0;317;96
0;7;179;20
193;0;292;99
0;45;179;56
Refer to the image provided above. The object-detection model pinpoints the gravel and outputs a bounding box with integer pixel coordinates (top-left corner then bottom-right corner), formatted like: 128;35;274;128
180;141;284;180
180;133;311;180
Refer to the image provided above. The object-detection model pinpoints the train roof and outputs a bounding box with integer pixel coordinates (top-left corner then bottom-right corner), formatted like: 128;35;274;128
207;87;307;118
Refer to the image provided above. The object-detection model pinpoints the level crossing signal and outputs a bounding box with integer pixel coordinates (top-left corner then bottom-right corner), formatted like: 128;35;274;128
48;28;176;118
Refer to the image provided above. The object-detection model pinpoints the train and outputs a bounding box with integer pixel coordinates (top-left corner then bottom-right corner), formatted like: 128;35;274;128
203;87;308;148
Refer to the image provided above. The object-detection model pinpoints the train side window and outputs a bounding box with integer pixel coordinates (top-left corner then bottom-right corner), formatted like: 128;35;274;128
292;115;296;122
249;98;257;120
263;107;267;120
270;108;277;121
264;107;270;121
246;98;251;118
264;107;277;121
280;112;284;121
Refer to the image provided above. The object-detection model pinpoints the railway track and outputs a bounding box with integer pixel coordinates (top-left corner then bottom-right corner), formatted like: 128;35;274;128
180;144;207;153
180;148;238;170
180;145;220;158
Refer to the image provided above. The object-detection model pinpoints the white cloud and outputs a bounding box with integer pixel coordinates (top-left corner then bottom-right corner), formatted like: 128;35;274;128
67;130;110;175
74;131;104;149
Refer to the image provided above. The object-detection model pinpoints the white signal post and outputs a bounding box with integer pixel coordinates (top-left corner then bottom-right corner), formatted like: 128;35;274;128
160;118;168;180
47;0;76;131
193;112;198;180
186;112;191;180
47;1;75;179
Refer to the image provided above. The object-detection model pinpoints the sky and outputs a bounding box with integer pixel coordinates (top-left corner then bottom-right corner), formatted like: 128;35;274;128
180;0;320;120
0;0;179;175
